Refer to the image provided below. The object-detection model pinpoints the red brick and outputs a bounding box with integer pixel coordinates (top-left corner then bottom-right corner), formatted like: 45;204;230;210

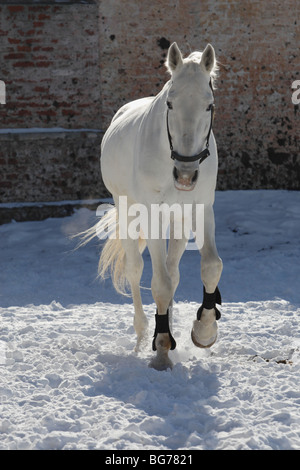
17;110;32;116
4;53;25;60
38;110;56;116
62;109;79;116
7;174;18;180
8;38;21;44
34;86;48;93
28;6;50;12
8;6;24;13
33;55;48;61
0;181;12;189
13;61;35;67
25;39;41;45
36;61;51;67
26;102;48;108
38;14;50;20
17;46;31;52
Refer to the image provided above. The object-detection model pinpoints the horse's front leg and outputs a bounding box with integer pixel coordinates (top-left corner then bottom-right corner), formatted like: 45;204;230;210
146;238;176;370
192;204;223;348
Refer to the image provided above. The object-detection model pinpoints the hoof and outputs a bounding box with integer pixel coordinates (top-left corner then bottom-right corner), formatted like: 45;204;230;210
191;329;217;348
148;353;173;371
191;317;218;349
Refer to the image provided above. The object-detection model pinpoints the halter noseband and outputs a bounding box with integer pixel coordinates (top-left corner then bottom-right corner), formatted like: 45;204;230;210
166;79;215;164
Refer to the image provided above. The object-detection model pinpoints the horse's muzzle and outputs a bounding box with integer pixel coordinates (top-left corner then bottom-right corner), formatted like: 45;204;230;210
173;166;198;191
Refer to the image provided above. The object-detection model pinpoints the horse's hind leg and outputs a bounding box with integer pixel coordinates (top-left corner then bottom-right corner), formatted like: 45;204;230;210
121;237;148;352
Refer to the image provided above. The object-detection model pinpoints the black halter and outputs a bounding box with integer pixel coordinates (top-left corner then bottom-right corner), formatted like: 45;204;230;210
166;79;215;164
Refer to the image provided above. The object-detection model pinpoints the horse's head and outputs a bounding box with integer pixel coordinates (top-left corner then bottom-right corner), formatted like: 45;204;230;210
165;42;217;191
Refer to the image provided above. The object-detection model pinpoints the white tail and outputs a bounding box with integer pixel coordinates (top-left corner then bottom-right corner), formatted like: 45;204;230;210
98;213;128;295
75;206;146;296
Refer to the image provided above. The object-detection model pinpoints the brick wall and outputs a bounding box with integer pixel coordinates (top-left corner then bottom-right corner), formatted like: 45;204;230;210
99;0;299;190
0;0;299;206
0;1;104;205
0;1;101;128
0;130;105;202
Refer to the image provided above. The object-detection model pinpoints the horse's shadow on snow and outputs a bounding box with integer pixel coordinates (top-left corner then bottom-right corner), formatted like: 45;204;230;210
83;351;220;448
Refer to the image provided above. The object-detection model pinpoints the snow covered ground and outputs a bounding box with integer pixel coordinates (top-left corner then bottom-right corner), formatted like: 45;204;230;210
0;190;299;450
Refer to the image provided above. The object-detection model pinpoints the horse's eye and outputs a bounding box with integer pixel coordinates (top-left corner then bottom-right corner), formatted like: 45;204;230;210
167;101;173;110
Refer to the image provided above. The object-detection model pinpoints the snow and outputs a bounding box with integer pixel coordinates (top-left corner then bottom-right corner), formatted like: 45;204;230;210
0;190;299;450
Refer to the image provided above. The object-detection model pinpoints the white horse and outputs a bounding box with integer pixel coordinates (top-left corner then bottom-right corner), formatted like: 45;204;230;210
84;43;223;370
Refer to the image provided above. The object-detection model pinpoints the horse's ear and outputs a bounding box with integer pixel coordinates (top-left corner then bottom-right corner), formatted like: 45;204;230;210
200;44;216;74
166;42;183;73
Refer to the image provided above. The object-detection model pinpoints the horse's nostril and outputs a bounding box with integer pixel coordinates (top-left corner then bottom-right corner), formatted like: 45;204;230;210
173;166;179;181
192;170;198;183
